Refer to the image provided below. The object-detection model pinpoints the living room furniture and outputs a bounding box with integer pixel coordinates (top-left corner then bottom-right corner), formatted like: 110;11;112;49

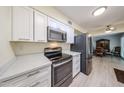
96;39;110;55
95;47;105;57
111;46;121;57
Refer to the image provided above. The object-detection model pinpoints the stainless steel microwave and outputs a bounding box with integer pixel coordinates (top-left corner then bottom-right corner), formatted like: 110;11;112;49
47;26;67;42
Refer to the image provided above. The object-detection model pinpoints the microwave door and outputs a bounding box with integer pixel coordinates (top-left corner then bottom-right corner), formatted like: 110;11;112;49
48;27;66;42
49;31;63;41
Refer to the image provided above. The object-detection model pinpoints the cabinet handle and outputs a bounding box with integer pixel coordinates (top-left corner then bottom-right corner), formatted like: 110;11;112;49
30;82;40;87
2;77;17;83
27;71;40;77
19;38;30;40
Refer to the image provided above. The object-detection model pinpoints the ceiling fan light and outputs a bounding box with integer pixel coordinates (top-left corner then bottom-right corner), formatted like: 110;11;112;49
110;27;115;30
93;7;107;16
105;30;112;33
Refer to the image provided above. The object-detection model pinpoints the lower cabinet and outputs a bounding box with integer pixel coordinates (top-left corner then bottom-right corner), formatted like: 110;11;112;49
0;65;51;87
72;55;80;78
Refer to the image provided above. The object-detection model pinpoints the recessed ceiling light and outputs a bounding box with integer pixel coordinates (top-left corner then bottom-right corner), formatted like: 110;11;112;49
93;6;107;16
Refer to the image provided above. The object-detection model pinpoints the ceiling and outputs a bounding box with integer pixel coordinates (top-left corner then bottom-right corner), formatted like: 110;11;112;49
55;6;124;32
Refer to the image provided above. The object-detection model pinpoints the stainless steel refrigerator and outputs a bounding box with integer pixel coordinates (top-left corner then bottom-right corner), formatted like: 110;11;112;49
71;33;93;75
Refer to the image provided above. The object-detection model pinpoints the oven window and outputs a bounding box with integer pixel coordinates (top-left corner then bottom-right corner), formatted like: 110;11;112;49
53;60;72;85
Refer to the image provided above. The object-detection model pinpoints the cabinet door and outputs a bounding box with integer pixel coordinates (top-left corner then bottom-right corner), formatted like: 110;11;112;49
73;55;80;77
48;17;59;29
0;66;51;87
59;22;66;32
66;26;74;44
34;11;47;42
12;7;33;41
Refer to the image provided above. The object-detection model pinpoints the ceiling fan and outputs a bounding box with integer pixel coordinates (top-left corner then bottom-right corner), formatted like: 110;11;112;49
105;25;115;33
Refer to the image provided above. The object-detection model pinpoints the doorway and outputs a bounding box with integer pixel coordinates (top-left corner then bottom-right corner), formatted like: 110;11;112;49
96;39;110;53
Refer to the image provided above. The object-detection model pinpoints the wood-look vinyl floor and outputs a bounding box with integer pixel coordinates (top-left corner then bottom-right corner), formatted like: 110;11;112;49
70;56;124;87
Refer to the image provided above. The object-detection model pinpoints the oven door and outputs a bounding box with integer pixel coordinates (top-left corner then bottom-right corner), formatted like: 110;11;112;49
47;26;66;42
52;58;72;87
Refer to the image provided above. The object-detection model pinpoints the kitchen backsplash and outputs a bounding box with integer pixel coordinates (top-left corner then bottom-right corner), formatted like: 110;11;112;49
11;42;70;56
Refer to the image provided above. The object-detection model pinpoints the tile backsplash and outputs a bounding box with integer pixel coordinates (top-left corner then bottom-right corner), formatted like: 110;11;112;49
11;42;70;56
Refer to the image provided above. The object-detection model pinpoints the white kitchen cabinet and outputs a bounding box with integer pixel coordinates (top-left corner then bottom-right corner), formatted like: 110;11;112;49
58;22;66;31
34;11;47;42
66;26;74;44
59;23;74;44
48;17;60;29
47;17;74;43
73;54;80;78
12;7;33;41
0;66;51;87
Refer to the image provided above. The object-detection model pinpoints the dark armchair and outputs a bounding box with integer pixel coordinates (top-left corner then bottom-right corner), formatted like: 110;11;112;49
111;46;121;57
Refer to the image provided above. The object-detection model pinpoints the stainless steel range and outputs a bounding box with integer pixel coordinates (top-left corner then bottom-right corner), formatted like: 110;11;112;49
44;47;72;87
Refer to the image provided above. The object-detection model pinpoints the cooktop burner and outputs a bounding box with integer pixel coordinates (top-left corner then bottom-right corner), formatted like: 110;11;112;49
44;47;72;63
49;53;72;63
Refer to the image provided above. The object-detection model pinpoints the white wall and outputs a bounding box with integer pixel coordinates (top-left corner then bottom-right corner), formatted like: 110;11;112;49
0;7;15;67
93;34;121;51
11;42;70;56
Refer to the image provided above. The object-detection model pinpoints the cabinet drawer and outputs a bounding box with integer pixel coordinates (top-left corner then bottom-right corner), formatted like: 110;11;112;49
17;67;50;87
24;67;51;87
0;75;28;87
0;66;51;87
29;76;50;87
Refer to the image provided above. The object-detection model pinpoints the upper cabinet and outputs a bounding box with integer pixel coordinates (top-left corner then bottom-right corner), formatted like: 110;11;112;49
48;17;59;29
34;11;47;42
11;7;74;43
66;26;74;44
12;7;33;41
48;17;74;44
59;22;74;44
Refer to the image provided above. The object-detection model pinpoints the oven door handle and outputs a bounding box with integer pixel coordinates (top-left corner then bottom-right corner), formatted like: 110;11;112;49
53;58;72;67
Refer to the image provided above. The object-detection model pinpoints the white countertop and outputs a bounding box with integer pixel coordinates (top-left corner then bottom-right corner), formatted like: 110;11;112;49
63;50;81;56
0;53;51;82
